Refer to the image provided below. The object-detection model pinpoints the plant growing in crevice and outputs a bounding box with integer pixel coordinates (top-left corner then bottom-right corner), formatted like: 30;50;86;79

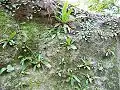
66;69;81;89
55;0;73;24
18;55;33;71
55;57;93;90
48;25;65;39
0;31;16;48
56;58;67;77
88;0;118;13
31;53;51;71
64;36;77;50
18;45;51;72
55;0;75;33
77;57;93;70
105;49;115;57
85;74;93;84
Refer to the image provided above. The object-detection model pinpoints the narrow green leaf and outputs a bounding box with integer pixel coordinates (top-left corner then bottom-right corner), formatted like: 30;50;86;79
73;75;80;83
0;68;7;74
86;66;91;70
77;65;84;68
70;77;75;86
33;65;37;71
7;31;16;42
70;45;77;50
66;36;72;46
37;63;41;68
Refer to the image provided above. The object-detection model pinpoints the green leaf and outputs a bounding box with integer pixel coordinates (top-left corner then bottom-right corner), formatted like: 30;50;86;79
54;23;61;28
86;66;91;70
1;31;16;48
63;24;68;33
20;57;32;66
52;34;56;39
88;77;93;83
77;65;84;68
37;63;41;68
58;72;62;77
70;77;75;86
38;54;43;61
99;66;103;70
67;46;71;50
66;77;71;82
33;65;37;71
7;31;16;42
66;36;72;46
55;16;62;22
7;65;14;72
62;0;68;22
73;75;80;83
55;0;73;23
70;45;77;50
0;68;7;75
21;64;27;71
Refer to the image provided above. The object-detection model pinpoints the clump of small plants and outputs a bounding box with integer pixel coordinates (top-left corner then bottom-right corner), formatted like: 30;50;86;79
18;44;51;72
55;0;75;33
55;57;94;90
0;31;17;48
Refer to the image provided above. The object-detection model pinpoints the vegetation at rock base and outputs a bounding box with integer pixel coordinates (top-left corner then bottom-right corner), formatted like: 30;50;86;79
88;0;120;14
0;0;120;90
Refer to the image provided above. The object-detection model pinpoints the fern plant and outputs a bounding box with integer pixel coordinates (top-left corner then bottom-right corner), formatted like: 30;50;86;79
55;0;73;24
54;0;75;34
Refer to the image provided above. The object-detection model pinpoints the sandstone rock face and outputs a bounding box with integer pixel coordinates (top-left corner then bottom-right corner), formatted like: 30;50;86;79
0;1;120;90
0;0;57;21
0;47;17;67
